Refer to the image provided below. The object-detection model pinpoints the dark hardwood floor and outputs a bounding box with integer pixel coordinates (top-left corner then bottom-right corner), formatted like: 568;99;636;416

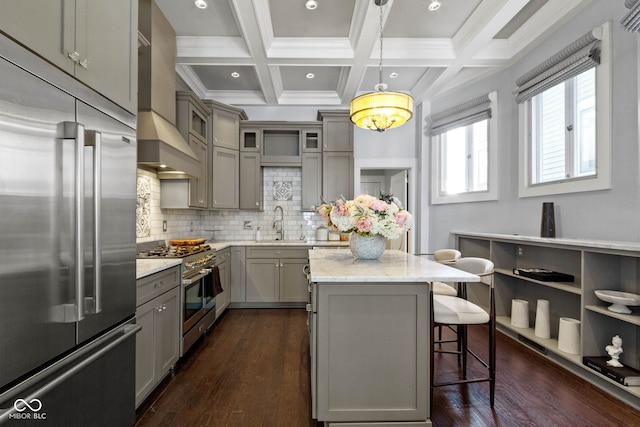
135;309;640;427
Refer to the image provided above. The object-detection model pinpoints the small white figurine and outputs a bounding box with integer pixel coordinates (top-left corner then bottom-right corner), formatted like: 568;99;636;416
605;335;624;367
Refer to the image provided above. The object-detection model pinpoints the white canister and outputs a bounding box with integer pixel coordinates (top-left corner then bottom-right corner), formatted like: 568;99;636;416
316;226;328;241
328;231;340;241
534;299;551;339
558;317;581;354
511;299;529;328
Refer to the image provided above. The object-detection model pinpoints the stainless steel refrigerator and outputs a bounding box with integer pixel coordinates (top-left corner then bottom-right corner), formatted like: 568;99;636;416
0;33;139;426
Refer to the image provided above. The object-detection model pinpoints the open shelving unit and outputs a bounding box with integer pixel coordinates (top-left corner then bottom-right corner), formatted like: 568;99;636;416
453;231;640;410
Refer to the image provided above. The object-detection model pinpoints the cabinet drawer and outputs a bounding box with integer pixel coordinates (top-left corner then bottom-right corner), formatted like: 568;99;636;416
246;247;310;259
136;266;181;306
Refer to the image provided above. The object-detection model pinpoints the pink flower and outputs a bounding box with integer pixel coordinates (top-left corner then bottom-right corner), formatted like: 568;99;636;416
355;217;373;233
332;200;349;216
318;204;331;219
369;199;388;212
395;210;410;227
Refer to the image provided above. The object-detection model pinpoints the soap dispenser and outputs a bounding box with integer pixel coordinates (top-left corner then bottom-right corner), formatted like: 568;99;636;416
255;226;261;242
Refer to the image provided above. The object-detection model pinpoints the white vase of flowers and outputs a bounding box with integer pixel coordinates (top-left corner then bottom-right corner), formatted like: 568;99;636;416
317;194;412;259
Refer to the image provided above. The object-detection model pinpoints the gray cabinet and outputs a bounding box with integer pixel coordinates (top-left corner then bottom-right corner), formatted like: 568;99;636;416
261;128;302;166
0;0;138;113
318;110;353;152
302;152;322;211
215;248;231;316
318;111;354;202
454;232;640;411
161;92;210;209
314;282;429;423
240;152;262;210
322;151;354;202
206;100;246;210
303;128;322;152
135;266;181;408
245;247;310;304
211;146;240;209
230;246;247;303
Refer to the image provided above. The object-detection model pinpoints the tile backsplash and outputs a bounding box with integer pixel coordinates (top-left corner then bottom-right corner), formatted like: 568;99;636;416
136;167;326;244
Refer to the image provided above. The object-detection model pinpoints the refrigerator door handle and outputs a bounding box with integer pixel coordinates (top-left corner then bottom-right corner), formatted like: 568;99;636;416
0;323;141;423
85;130;102;314
50;122;86;323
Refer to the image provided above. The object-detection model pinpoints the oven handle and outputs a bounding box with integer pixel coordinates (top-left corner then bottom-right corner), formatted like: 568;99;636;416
182;268;212;285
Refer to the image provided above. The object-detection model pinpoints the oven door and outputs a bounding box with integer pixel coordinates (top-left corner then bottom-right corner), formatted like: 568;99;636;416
202;271;215;313
183;279;205;333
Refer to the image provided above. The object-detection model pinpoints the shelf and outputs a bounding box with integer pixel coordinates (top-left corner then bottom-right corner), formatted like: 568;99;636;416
495;268;581;295
585;305;640;326
496;316;581;364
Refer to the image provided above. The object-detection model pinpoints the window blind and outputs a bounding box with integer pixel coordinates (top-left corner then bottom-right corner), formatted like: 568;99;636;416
429;94;492;135
622;0;640;32
514;31;601;104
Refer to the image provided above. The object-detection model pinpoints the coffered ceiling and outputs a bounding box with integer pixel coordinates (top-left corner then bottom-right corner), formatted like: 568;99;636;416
155;0;591;108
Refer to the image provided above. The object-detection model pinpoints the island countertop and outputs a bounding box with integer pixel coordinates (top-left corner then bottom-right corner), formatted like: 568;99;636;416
309;248;480;283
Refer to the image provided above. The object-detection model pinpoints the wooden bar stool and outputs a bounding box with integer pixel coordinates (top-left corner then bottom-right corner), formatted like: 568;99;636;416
430;257;496;412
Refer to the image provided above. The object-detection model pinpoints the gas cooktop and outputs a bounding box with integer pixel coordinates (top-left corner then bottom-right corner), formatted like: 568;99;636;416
136;240;212;259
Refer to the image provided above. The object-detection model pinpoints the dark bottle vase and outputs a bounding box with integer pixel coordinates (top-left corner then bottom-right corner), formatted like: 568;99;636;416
540;202;556;238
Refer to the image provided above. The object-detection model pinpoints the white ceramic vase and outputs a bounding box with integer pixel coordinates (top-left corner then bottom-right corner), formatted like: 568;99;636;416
511;299;529;328
558;317;581;354
349;233;386;260
534;299;551;339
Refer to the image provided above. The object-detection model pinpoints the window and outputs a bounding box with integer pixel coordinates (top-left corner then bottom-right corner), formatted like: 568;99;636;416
518;23;611;197
430;92;497;204
531;69;595;184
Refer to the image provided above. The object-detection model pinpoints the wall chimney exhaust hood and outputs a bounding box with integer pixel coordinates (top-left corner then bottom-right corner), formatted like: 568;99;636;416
137;110;200;177
137;0;200;178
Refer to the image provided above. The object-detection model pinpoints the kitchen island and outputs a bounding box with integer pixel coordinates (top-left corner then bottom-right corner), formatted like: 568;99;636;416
308;249;479;426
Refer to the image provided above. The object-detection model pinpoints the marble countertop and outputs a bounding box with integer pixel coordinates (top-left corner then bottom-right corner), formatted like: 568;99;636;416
136;258;182;279
136;240;349;279
309;249;480;283
451;231;640;252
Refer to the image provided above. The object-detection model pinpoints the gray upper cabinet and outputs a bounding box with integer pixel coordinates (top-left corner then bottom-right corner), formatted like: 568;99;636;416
318;110;353;152
261;128;302;166
240;152;262;210
318;111;354;202
211;146;240;209
303;127;322;152
170;92;209;209
302;152;322;211
205;100;246;210
240;127;262;152
0;0;138;113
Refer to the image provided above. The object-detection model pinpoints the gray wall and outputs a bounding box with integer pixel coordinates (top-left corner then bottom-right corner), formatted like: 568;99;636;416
426;0;640;251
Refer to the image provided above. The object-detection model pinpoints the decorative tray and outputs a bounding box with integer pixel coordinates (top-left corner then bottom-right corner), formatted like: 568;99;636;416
513;268;574;282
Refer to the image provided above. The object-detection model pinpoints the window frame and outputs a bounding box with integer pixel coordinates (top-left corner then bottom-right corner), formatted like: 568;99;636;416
431;91;498;205
518;22;612;198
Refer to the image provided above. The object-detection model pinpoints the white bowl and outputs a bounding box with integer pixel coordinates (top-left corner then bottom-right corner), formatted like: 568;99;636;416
594;290;640;314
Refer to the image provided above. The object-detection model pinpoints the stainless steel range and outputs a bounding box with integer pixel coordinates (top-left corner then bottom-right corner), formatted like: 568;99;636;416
137;240;219;355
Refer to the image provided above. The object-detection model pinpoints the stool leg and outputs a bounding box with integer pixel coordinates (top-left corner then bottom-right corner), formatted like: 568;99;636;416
490;288;496;407
462;325;468;379
429;291;435;417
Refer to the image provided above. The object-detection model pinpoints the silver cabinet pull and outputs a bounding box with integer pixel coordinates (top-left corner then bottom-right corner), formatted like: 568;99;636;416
68;51;80;62
79;58;89;69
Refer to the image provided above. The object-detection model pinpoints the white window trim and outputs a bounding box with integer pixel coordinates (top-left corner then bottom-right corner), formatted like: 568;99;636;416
431;91;498;205
518;22;612;198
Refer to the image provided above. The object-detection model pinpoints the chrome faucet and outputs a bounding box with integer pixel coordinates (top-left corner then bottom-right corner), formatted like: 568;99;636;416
273;205;284;240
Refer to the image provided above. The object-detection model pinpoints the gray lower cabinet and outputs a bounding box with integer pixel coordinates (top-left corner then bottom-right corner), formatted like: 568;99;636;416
314;282;429;425
0;0;138;113
230;246;247;303
245;247;310;303
135;266;181;408
215;248;231;316
211;146;240;209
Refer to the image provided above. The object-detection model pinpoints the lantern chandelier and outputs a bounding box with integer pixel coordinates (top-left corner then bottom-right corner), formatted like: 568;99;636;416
350;0;414;132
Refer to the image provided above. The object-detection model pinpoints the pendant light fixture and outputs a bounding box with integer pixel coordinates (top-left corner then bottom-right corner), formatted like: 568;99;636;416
350;0;414;132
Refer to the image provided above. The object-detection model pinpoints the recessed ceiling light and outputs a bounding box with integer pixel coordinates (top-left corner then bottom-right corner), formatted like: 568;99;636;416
428;0;441;11
389;72;398;79
194;0;207;9
231;72;240;78
305;0;318;10
306;73;315;79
